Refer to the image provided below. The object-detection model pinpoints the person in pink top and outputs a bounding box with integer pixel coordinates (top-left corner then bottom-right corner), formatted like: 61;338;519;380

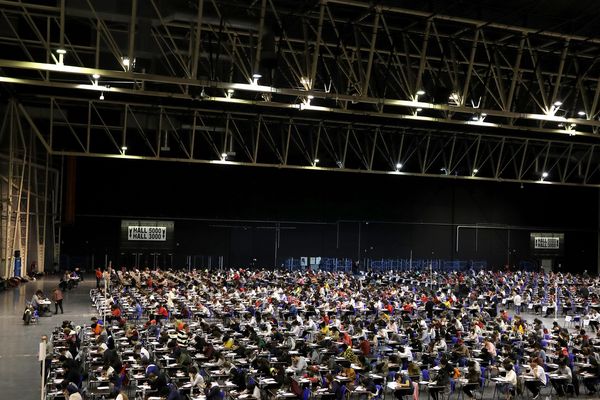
52;286;64;314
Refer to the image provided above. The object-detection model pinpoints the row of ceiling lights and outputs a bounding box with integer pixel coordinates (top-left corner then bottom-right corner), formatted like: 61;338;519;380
53;48;593;126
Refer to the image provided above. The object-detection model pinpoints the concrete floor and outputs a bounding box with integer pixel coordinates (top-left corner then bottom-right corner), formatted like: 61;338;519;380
0;275;96;400
0;276;596;400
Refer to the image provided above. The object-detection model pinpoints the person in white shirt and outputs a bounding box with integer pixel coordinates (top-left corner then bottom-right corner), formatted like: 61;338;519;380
550;361;572;396
62;382;83;400
525;359;547;399
398;346;413;362
292;354;308;375
513;292;522;315
433;337;447;352
188;366;206;392
497;361;517;400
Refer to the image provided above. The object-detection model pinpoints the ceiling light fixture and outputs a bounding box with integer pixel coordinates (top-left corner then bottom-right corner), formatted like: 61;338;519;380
416;89;426;96
122;56;131;71
56;48;66;65
300;76;311;88
99;92;104;100
396;163;403;170
542;171;549;178
578;110;586;116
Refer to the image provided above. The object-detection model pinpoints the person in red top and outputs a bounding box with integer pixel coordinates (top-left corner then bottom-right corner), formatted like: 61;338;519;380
107;305;121;323
342;331;352;346
359;336;371;356
95;267;102;289
156;304;169;322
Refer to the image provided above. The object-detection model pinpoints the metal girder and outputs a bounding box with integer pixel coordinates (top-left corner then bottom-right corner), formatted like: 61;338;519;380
7;94;600;187
0;100;59;278
2;1;600;186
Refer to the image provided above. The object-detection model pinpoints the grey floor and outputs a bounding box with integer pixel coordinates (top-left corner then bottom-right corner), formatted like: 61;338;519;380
0;274;96;400
0;276;596;400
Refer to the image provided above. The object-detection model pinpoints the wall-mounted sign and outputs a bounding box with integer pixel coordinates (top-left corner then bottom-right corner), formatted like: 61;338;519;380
530;232;564;256
121;220;174;250
533;237;560;249
127;226;167;241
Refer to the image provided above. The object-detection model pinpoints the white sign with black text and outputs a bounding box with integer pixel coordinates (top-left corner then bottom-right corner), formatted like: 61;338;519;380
127;226;167;241
534;237;560;249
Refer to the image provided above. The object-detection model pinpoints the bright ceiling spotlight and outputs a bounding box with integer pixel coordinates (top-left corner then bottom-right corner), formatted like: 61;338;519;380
396;163;403;170
300;76;311;87
553;101;562;107
542;171;549;178
56;48;66;65
221;153;228;160
307;95;314;100
122;57;130;67
92;74;100;79
416;89;426;96
99;92;104;100
416;108;423;112
578;110;586;116
472;168;479;175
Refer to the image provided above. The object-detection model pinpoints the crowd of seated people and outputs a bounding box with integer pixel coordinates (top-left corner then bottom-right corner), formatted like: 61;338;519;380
42;266;600;400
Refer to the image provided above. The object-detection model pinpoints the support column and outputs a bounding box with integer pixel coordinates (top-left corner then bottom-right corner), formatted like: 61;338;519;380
597;188;600;276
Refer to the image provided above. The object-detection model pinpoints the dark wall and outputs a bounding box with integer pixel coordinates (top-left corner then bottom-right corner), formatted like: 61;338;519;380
61;158;599;272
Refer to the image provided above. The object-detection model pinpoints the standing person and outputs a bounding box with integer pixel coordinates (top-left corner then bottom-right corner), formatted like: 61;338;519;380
52;286;64;314
95;267;102;289
513;291;522;315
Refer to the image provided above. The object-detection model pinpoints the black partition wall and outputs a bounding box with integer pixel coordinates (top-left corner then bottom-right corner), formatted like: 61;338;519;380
60;158;599;273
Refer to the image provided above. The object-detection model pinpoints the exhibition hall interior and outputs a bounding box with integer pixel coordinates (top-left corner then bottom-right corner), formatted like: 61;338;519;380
1;1;600;400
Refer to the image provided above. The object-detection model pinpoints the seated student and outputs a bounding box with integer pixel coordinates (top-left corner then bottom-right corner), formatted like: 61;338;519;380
32;290;49;314
462;361;481;399
550;360;572;396
451;339;470;363
146;365;169;397
62;361;82;387
62;382;83;400
188;366;206;392
582;356;600;394
497;362;517;400
429;359;450;400
524;359;547;399
393;371;413;400
206;382;223;400
134;343;151;364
